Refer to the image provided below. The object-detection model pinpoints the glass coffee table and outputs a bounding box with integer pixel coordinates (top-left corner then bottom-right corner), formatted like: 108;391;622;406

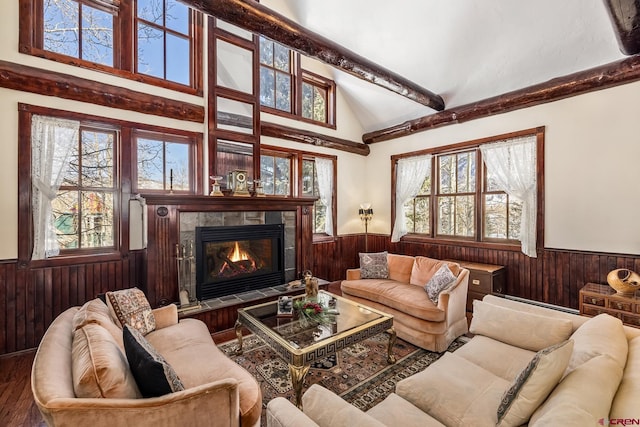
234;290;395;408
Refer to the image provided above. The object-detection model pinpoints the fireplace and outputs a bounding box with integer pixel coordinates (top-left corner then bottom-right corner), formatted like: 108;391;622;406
195;224;285;300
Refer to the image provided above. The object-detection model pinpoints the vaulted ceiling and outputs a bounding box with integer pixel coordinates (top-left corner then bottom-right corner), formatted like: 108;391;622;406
273;0;631;133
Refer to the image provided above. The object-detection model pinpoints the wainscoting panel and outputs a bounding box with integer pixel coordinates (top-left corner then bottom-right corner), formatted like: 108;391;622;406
1;235;639;355
310;234;640;311
0;253;145;355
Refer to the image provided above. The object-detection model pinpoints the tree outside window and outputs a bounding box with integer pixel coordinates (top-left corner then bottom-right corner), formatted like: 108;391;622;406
135;132;192;192
259;36;293;112
43;0;115;66
302;159;327;234
136;0;191;85
53;126;116;250
400;132;536;245
260;153;291;196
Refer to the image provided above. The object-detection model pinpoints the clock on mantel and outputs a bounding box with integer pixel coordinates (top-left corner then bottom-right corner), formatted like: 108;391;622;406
227;170;250;197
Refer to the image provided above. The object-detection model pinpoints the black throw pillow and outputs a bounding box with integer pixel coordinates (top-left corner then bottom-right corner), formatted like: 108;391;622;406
123;324;184;397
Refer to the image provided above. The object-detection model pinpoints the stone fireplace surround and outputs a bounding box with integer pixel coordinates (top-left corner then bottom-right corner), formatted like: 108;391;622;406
179;210;297;297
141;195;315;309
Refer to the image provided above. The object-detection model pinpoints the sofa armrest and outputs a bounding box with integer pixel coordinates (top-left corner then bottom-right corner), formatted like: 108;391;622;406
346;268;361;280
437;268;469;326
266;397;319;427
302;384;386;427
152;304;178;329
39;378;241;427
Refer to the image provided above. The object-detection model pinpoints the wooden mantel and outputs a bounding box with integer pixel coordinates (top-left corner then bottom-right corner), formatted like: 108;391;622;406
141;194;316;306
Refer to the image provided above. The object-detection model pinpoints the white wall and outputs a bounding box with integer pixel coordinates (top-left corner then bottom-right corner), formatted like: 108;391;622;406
362;83;640;255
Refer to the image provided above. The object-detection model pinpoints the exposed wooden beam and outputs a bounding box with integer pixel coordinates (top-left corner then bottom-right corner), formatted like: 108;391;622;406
603;0;640;55
181;0;445;111
261;122;369;156
0;60;204;123
363;55;640;143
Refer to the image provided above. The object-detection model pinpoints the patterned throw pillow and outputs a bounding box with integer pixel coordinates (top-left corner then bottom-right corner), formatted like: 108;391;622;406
123;324;185;398
359;251;389;279
424;264;456;304
497;339;574;426
107;287;156;335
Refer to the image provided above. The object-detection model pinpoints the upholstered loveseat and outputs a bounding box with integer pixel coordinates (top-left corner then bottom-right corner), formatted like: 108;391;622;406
31;294;262;427
341;253;469;352
265;294;640;427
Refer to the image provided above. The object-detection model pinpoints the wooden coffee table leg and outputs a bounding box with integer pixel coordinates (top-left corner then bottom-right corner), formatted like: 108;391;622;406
387;327;397;364
288;364;311;409
234;320;244;355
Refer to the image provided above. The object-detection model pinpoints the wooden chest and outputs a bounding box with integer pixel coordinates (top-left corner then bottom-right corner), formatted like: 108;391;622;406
579;282;640;328
446;260;506;312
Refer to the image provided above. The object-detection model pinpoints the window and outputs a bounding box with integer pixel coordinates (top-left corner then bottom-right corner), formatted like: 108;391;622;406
259;146;336;238
436;151;476;238
55;125;117;250
260;151;291;196
258;36;336;127
259;36;293;113
134;131;194;192
135;0;192;85
302;158;327;234
22;0;202;92
43;0;115;66
19;105;203;263
393;128;543;253
301;71;334;125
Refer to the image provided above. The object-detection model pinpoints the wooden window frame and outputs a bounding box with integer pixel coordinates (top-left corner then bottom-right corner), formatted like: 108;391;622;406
259;36;296;115
19;0;204;96
132;130;198;194
391;127;545;252
17;103;203;268
260;145;337;242
258;39;337;128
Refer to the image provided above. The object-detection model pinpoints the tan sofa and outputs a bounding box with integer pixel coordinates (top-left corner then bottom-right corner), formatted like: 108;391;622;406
265;294;640;427
31;298;262;427
341;254;469;352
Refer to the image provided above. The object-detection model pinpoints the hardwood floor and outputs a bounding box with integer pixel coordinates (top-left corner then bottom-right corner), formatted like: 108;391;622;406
0;351;45;427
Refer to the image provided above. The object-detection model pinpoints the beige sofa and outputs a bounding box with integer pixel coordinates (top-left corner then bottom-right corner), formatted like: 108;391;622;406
31;297;262;427
265;294;640;427
341;254;469;352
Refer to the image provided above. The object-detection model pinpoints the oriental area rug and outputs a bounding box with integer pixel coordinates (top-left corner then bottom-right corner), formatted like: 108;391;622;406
217;333;467;425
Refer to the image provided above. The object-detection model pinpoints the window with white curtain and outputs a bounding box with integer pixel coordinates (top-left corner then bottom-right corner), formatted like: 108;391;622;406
392;128;542;257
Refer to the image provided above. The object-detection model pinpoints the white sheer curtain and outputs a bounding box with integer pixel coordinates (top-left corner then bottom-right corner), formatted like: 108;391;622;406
480;135;537;257
31;115;80;259
315;157;334;236
391;154;432;242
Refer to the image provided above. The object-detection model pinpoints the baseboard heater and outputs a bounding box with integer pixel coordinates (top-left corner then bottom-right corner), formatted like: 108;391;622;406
503;295;579;315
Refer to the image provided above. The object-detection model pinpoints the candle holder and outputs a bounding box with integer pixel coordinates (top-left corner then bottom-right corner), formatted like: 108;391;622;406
209;176;224;196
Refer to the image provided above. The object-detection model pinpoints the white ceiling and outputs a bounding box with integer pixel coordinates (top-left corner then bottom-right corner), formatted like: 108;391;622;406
275;0;626;133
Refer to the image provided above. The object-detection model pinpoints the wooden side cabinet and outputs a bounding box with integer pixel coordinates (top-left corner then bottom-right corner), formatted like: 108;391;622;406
579;283;640;328
446;260;506;312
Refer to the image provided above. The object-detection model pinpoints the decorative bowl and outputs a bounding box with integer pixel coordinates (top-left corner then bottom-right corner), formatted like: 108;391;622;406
607;269;640;296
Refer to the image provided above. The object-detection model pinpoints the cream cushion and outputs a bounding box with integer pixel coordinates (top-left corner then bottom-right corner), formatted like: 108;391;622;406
386;253;416;283
396;352;509;427
529;354;623;426
72;298;124;351
409;256;460;286
610;335;640;419
454;335;535;381
497;340;574;427
71;323;140;398
470;300;573;351
564;313;628;376
302;384;386;427
367;393;445;427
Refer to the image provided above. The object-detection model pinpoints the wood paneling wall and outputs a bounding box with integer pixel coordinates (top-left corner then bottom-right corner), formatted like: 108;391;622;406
2;233;640;355
0;253;144;355
310;234;640;310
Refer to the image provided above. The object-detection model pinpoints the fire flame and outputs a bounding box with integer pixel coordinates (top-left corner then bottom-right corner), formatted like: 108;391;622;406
230;241;250;262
